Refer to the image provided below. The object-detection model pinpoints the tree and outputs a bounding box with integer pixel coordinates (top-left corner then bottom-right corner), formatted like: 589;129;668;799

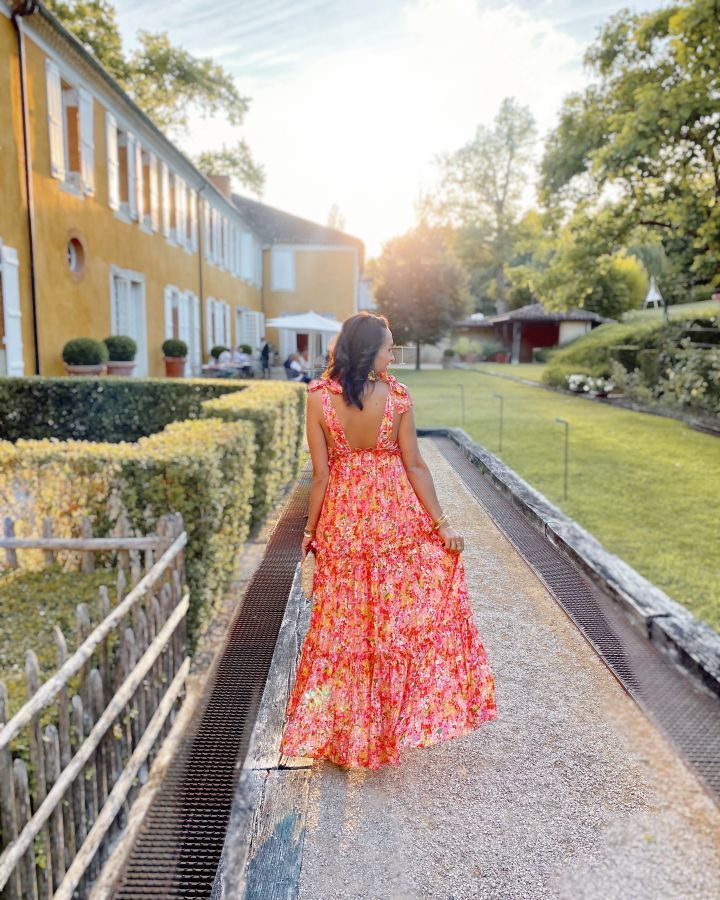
433;98;537;313
540;1;720;295
327;204;346;232
47;0;264;193
373;227;471;370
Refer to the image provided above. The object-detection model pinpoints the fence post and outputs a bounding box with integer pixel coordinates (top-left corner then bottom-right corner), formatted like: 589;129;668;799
42;518;55;567
3;518;17;569
13;759;38;900
53;627;76;865
80;517;95;574
44;725;66;889
0;683;21;900
25;651;53;898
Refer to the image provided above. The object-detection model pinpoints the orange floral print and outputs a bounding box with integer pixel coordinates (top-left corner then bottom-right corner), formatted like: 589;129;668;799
279;371;497;769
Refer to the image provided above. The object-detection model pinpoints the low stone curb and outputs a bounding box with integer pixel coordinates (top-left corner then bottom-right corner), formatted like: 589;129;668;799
418;426;720;699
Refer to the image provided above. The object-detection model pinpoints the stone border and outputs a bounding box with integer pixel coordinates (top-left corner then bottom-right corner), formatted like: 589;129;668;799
418;426;720;699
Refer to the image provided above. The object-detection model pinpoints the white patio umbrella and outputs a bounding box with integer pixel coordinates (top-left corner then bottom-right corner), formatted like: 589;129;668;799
265;310;342;375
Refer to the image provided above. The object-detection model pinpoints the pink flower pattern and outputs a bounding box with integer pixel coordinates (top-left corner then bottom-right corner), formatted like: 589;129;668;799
279;372;497;769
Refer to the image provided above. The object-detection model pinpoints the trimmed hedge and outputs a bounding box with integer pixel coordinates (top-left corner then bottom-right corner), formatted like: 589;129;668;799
0;377;244;443
0;378;306;639
201;381;306;524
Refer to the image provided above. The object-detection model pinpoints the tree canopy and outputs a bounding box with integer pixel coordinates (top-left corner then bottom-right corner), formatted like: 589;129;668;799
47;0;264;193
541;0;720;297
372;227;471;369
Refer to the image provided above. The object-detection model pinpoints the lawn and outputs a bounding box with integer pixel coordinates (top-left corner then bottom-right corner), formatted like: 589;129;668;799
399;368;720;632
471;362;547;382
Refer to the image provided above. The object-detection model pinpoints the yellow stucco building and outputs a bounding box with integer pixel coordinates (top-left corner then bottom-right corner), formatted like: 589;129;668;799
0;1;364;378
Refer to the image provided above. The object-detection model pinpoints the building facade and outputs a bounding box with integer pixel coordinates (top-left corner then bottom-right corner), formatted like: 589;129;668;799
0;1;363;377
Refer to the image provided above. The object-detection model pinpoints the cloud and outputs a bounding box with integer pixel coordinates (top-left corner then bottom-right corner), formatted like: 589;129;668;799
179;0;588;256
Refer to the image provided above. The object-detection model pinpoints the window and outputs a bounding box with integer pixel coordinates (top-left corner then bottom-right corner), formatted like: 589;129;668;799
235;309;264;351
0;244;24;376
109;122;138;220
206;298;231;351
241;233;254;282
110;268;146;375
47;59;94;193
165;287;201;374
190;191;198;252
271;248;295;292
148;152;159;232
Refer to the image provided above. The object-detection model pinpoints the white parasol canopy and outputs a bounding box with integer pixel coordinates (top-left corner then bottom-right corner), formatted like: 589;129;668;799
265;310;341;333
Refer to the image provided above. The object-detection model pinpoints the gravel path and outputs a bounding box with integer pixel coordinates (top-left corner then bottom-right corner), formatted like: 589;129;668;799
295;439;720;900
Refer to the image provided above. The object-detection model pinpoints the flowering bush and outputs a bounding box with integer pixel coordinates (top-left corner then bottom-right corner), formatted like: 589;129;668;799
565;373;615;395
658;341;720;414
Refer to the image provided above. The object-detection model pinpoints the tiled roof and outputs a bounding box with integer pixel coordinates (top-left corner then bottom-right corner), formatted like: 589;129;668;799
231;194;364;255
459;303;615;326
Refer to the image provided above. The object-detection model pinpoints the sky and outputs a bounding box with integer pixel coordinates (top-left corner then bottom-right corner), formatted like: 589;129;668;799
114;0;638;257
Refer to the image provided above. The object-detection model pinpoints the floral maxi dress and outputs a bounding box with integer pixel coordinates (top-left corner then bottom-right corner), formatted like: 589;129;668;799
279;373;497;770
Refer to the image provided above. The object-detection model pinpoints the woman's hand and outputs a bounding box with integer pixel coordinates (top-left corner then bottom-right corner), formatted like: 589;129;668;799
301;534;315;560
438;523;465;554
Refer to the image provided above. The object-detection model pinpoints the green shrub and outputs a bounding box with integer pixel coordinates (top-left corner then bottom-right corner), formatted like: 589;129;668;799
532;346;555;363
162;338;188;358
637;349;659;387
0;378;245;443
443;348;456;358
62;338;109;366
210;345;229;360
609;344;640;371
103;335;137;361
542;361;612;388
240;344;253;354
201;381;306;524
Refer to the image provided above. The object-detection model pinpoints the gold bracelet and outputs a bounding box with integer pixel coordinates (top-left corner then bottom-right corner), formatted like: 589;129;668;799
433;513;448;530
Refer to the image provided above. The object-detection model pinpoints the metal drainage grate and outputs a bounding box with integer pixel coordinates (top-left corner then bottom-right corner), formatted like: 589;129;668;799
115;470;311;898
436;436;720;806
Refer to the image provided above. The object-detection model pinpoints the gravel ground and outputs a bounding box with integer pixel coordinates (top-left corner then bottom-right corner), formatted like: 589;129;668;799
296;440;720;900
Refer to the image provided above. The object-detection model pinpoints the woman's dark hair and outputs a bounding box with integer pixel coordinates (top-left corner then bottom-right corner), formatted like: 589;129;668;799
324;312;390;409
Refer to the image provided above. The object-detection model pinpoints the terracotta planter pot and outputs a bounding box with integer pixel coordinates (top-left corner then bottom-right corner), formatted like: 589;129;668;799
164;356;187;378
106;360;136;376
494;352;510;363
64;363;106;376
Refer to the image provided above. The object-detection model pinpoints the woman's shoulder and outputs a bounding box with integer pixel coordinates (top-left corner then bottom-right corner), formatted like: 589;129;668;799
308;376;342;394
384;373;412;411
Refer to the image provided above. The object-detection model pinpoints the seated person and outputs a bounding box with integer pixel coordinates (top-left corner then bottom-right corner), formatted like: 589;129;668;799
286;353;311;383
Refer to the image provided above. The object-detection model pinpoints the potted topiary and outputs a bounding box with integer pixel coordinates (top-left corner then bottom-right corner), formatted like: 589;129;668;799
442;348;456;369
162;338;188;377
62;338;108;376
103;335;137;376
240;343;252;355
210;345;229;361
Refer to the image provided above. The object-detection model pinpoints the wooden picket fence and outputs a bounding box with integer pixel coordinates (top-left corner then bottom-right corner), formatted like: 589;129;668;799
0;513;189;899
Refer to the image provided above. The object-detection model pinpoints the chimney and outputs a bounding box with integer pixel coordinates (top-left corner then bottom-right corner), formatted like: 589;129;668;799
208;174;232;200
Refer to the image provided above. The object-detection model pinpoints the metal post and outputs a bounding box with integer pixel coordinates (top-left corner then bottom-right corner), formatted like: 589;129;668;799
493;393;504;452
458;384;466;426
555;417;569;500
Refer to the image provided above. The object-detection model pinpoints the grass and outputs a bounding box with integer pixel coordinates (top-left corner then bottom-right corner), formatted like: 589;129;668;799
621;298;720;323
0;565;118;717
400;368;720;632
472;362;547;382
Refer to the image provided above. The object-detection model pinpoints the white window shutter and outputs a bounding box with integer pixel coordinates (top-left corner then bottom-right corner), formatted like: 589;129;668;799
203;202;211;258
105;112;119;210
164;286;174;339
78;87;94;194
241;233;252;281
206;298;214;352
149;153;159;231
191;293;201;373
1;244;25;376
223;303;231;347
127;132;138;219
135;141;144;222
173;175;182;244
190;191;198;252
161;162;170;237
45;59;65;181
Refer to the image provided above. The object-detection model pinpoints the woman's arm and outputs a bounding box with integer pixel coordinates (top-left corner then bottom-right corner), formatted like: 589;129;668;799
398;406;464;553
303;392;330;556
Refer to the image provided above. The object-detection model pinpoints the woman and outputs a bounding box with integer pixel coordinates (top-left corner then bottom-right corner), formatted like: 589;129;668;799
279;312;497;770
